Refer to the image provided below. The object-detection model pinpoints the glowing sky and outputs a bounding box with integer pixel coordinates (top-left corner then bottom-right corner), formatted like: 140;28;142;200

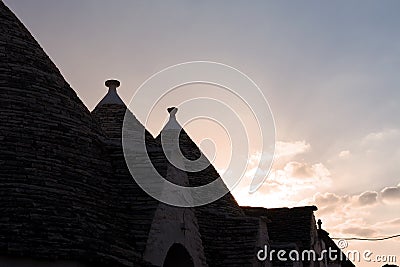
5;1;400;266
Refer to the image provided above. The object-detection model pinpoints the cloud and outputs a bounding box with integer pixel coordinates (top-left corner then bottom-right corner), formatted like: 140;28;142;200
260;161;332;196
310;190;379;226
313;186;395;211
388;218;400;225
374;218;400;226
312;192;353;217
283;161;330;180
234;136;399;243
235;138;399;240
315;192;340;205
275;140;310;159
341;226;378;237
381;185;400;203
338;150;350;159
362;129;400;144
358;191;378;206
285;161;314;178
233;140;332;208
309;182;400;240
314;192;348;206
329;128;400;194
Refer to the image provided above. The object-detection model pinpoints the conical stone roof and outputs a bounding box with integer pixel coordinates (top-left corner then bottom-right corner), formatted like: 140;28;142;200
92;81;163;254
0;2;145;266
156;108;243;215
92;80;154;143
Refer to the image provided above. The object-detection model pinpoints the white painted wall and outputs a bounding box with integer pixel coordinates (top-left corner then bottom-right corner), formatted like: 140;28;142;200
143;127;208;267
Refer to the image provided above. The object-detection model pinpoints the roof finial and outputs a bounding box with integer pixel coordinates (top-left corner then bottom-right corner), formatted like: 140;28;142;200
163;107;180;130
105;79;120;91
96;79;124;106
317;219;322;230
167;107;178;116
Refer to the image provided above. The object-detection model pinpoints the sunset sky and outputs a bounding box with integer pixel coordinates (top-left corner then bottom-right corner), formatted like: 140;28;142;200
5;1;400;265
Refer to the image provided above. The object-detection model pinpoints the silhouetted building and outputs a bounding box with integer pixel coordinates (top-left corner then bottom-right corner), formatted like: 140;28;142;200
244;207;355;267
0;2;352;267
317;221;354;267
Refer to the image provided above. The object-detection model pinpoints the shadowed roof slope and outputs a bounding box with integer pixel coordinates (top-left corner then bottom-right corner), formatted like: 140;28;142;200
0;2;148;266
156;108;244;215
92;81;163;254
